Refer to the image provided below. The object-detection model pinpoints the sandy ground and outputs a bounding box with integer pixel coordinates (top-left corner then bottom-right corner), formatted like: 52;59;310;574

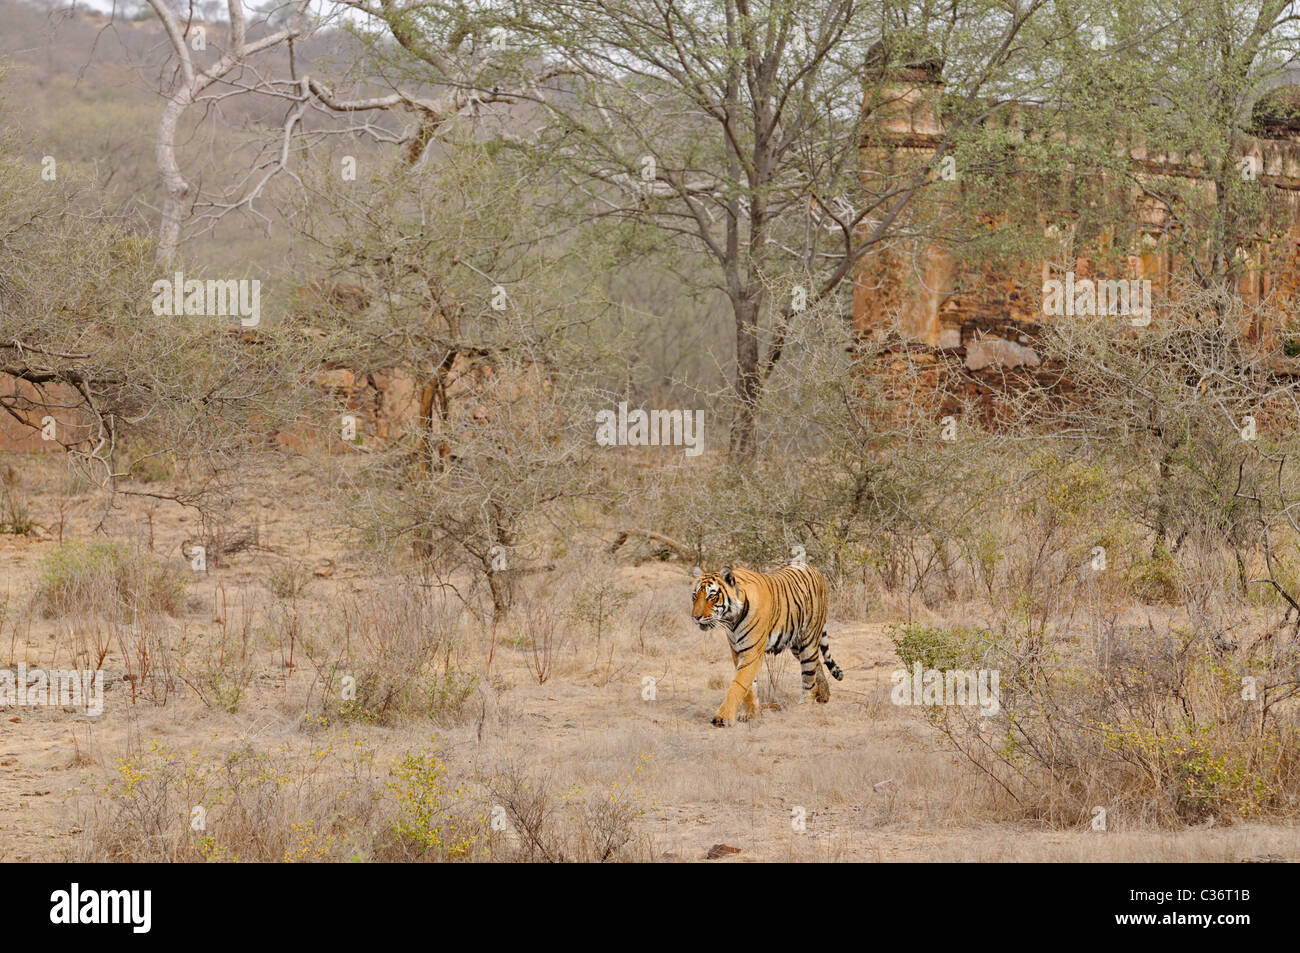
1;454;1298;862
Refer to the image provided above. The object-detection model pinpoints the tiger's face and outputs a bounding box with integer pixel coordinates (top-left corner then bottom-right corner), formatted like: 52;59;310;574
692;570;739;630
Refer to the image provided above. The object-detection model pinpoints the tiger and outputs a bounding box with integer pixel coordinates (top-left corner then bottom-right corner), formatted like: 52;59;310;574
691;565;844;726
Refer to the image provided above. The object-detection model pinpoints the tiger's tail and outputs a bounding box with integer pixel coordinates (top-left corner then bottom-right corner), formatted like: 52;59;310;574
819;630;843;680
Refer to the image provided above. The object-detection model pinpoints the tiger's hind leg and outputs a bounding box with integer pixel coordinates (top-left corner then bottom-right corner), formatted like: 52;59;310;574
813;664;830;703
794;638;830;704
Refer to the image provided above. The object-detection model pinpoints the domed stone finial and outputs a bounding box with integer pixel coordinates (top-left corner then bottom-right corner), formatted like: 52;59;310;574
864;34;944;83
1251;84;1300;137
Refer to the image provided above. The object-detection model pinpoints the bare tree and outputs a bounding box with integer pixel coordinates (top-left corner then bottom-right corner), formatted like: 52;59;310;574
279;1;1050;455
147;0;312;262
143;0;550;261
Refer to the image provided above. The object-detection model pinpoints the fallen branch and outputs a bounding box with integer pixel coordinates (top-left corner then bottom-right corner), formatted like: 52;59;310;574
608;528;694;560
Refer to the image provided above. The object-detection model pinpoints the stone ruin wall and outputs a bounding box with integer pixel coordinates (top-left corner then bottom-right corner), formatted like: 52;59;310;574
853;67;1300;425
0;285;545;455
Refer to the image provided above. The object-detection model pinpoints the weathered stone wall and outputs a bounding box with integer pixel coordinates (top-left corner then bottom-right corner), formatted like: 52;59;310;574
291;283;552;454
854;71;1300;374
310;354;551;453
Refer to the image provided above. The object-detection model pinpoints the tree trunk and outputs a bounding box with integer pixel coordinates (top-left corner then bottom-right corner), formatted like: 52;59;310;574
155;93;192;265
487;564;510;623
729;294;761;458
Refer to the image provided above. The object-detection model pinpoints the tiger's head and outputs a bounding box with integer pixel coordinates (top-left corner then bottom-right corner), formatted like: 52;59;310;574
692;569;743;630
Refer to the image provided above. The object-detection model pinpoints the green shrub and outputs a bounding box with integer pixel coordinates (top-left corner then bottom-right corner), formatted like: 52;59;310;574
1124;544;1180;604
888;622;985;671
388;751;483;858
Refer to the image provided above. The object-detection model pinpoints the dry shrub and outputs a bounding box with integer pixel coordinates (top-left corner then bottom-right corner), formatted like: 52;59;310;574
486;759;652;862
35;539;186;619
516;594;565;684
304;583;477;725
113;616;182;706
0;465;35;535
268;561;314;601
79;741;403;862
891;614;1300;827
76;741;652;863
177;588;258;713
50;615;183;705
626;589;679;656
122;440;176;484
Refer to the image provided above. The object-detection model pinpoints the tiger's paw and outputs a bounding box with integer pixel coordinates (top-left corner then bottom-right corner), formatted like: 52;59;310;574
711;711;734;727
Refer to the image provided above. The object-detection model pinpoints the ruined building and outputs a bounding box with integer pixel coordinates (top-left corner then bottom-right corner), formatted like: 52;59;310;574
853;54;1300;421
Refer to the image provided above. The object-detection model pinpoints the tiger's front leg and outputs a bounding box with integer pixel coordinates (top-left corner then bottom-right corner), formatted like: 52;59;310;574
713;642;764;726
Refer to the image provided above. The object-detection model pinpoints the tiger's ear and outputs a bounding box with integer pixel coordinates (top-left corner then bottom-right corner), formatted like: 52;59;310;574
691;565;703;583
722;568;735;588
